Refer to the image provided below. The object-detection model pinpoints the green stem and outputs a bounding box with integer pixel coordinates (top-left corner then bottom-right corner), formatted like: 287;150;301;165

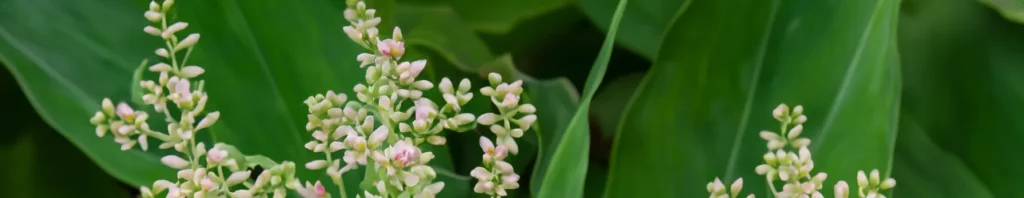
324;150;348;198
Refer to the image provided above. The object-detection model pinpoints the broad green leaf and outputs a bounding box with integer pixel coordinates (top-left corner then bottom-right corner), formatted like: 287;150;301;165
402;0;575;34
0;0;370;194
536;0;628;197
897;0;1024;195
589;72;644;139
526;78;581;196
395;5;496;74
891;119;993;198
604;0;901;197
978;0;1024;24
580;0;689;59
0;69;131;198
0;0;173;185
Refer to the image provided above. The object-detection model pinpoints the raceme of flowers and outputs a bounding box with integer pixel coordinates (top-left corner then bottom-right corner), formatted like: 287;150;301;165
88;0;535;197
706;104;896;198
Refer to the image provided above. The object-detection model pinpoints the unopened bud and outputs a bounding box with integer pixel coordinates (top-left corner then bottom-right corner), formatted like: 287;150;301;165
306;160;328;170
857;170;869;188
144;11;162;22
773;104;789;120
393;27;403;41
518;104;536;114
439;78;454;94
180;66;205;78
195;111;220;130
869;169;880;186
488;73;502;86
880;178;896;190
144;26;162;36
835;181;849;198
428;136;446;145
149;63;171;72
413;80;434;90
176;33;200;50
155;48;169;58
730;178;743;197
787;125;803;139
161;155;189;169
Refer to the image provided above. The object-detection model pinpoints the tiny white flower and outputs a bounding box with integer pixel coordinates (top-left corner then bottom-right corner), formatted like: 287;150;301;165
306;160;328;170
477;113;498;125
156;48;169;58
180;65;205;78
177;33;200;50
206;147;228;164
390;139;421;168
144;11;162;22
834;181;849;198
161;155;189;169
501;93;519;108
195;111;220;130
517;115;536;130
378;39;405;59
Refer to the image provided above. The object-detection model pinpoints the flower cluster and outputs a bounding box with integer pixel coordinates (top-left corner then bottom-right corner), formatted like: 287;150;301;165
708;104;896;198
754;104;828;197
298;0;491;197
469;74;534;197
91;1;327;197
90;0;539;197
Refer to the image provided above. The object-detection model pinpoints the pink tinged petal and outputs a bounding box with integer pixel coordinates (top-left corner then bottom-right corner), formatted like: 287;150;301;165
479;136;495;151
470;167;493;181
409;60;426;77
314;181;326;197
116;102;135;120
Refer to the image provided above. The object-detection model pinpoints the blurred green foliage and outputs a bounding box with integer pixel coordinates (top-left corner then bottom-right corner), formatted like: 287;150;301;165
2;0;1024;197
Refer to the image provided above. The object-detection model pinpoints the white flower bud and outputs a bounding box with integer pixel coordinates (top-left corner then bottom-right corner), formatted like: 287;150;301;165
144;11;162;22
496;161;514;173
502;92;520;108
490;125;506;136
166;22;188;35
755;164;772;175
313;130;328;141
869;169;881;186
366;27;378;40
480;86;495;96
794;115;807;124
306;160;328;170
476;113;498;125
116;102;135;120
226;171;250;186
180;66;205;78
880;178;896;190
195;111;220;130
161;0;174;11
857;170;869;188
177;33;200;50
488;73;503;86
787;125;803;139
834;181;849;198
144;26;162;36
393;27;403;41
793;105;804;116
378;96;391;109
149;63;171;72
207;148;228;164
730;178;743;197
413;80;434;90
792;138;811;148
139;134;149;151
518;104;536;114
510;129;524;138
343;26;362;41
161;155;189;169
232;190;252;198
155;48;169;58
763;152;777;165
343;8;357;21
518;115;536;129
439;78;454;94
369;126;388;146
759;131;779;141
773;104;789;120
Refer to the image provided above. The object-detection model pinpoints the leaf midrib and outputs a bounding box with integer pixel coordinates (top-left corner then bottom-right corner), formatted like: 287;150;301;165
813;0;891;150
722;0;781;181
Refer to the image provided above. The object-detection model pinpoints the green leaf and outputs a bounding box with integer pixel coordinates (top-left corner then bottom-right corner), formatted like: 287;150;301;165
978;0;1024;24
589;72;644;139
580;0;690;59
535;0;628;197
604;0;901;196
898;0;1024;195
420;0;575;34
891;119;993;198
0;0;367;193
526;78;581;196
